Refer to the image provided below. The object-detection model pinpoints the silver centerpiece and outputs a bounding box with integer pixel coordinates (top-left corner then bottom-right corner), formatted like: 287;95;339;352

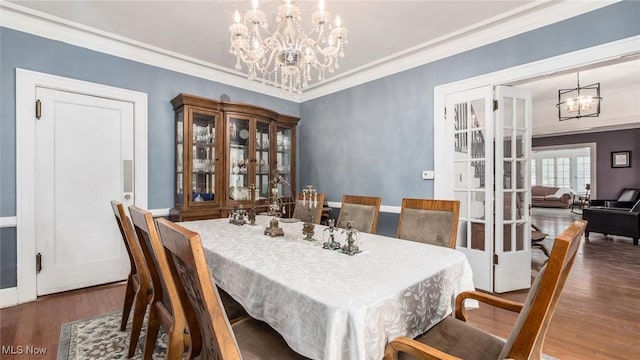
341;220;361;255
322;219;341;250
264;217;284;237
264;174;289;237
247;184;257;226
229;205;247;226
301;185;318;241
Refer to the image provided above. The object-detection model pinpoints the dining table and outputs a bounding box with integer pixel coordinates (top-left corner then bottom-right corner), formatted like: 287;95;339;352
179;215;475;360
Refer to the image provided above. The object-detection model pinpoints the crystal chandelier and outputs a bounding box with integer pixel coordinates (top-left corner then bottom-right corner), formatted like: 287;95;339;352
229;0;347;96
556;72;602;121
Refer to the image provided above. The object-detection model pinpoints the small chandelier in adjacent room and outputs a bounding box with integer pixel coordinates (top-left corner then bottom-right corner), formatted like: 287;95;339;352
556;72;603;121
229;0;347;96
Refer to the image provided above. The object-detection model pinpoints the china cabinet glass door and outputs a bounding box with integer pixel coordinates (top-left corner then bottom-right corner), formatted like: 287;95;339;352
228;115;251;202
189;110;219;206
255;120;270;200
275;125;293;198
176;110;184;206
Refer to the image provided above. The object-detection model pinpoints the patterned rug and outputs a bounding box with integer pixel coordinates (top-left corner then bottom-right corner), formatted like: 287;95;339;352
57;311;169;360
58;310;558;360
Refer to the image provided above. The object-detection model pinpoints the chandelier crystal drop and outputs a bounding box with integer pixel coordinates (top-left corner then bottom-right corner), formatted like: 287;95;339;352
229;0;348;96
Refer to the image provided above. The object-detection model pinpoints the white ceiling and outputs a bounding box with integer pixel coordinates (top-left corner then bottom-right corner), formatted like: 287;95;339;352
10;0;543;84
6;0;639;134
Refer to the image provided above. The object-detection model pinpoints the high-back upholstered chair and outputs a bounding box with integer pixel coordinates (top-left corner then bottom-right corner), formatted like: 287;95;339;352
129;206;194;359
336;194;382;233
155;218;308;360
396;199;460;248
291;192;326;224
385;219;587;360
110;201;152;358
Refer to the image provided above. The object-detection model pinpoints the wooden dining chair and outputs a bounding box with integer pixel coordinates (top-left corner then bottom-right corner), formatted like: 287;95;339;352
396;198;460;248
129;206;195;359
291;192;326;224
385;219;587;360
110;201;152;358
155;217;309;360
336;194;382;233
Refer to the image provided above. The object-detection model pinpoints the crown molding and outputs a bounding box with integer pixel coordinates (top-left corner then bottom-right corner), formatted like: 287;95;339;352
0;1;288;100
0;0;618;103
534;116;640;138
299;0;619;101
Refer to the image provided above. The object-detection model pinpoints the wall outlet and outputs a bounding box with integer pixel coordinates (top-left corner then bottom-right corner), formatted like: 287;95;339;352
422;170;435;180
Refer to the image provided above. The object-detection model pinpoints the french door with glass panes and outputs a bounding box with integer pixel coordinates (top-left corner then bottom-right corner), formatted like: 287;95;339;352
447;85;532;293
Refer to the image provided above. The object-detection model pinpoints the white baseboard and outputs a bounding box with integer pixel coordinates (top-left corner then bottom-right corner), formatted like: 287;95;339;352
150;208;171;217
327;202;401;214
0;216;17;228
0;287;18;308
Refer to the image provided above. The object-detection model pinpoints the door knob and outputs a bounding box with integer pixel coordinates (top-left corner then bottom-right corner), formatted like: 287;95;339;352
124;194;132;200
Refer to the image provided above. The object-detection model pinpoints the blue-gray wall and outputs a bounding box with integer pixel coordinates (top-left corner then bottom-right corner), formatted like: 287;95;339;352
1;1;639;288
0;28;299;216
0;228;17;288
533;128;640;199
299;1;640;208
0;27;299;289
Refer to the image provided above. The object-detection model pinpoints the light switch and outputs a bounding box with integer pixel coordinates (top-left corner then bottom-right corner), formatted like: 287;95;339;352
422;170;435;180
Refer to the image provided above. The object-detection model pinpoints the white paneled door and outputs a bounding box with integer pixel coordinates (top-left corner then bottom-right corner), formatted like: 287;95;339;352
493;85;532;293
447;87;494;292
35;87;133;295
446;85;532;293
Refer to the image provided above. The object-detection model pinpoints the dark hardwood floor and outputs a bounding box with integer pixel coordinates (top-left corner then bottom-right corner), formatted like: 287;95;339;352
1;207;638;359
468;207;640;360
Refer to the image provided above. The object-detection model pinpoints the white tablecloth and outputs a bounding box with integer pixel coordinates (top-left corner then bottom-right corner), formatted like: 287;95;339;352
180;215;474;360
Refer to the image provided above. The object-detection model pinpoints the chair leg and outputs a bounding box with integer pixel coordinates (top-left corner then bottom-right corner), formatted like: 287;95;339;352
634;238;638;246
165;327;187;360
142;307;160;360
127;290;148;358
120;274;135;331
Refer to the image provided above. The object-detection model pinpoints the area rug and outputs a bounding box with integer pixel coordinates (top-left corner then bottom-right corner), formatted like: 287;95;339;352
58;311;559;360
57;311;168;360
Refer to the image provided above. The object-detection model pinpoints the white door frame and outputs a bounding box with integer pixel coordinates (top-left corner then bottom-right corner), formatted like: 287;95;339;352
15;69;148;304
435;35;639;199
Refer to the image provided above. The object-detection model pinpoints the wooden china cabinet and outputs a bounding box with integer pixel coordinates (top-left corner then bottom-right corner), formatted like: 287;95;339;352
169;93;299;221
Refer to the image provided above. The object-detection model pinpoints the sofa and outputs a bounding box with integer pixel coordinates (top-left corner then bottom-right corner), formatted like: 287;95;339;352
531;185;573;208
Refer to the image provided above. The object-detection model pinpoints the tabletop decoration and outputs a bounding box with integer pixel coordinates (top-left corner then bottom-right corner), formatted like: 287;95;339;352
322;218;341;250
229;205;247;226
264;174;289;237
264;217;285;237
247;184;257;225
301;185;318;241
341;220;361;255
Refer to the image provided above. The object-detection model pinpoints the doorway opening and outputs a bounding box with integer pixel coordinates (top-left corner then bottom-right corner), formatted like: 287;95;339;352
532;143;596;198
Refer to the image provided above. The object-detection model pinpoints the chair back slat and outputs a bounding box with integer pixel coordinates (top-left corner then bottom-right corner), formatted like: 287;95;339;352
500;219;587;359
110;201;149;284
337;195;382;233
396;198;460;249
129;206;193;358
156;218;242;360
